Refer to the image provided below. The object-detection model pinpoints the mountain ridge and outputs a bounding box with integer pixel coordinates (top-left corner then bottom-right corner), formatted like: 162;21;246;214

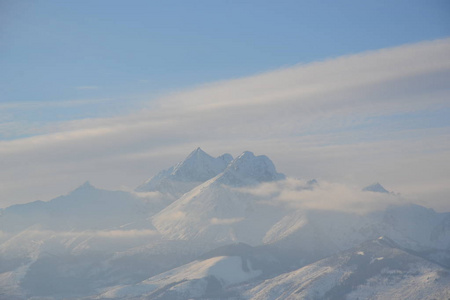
1;148;449;299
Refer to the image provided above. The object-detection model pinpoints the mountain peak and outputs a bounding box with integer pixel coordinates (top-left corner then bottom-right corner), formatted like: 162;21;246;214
362;182;389;193
185;147;208;159
135;148;233;194
171;148;229;181
217;151;285;186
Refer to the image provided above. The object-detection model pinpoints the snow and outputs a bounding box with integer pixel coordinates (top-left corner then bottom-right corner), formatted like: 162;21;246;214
135;147;233;196
216;151;285;187
242;238;450;300
370;257;384;264
346;267;450;300
100;256;262;299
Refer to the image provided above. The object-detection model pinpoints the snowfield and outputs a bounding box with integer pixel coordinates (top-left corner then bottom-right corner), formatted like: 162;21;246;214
100;256;262;299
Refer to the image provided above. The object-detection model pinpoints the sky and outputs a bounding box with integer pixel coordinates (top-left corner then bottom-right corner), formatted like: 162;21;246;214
1;1;450;210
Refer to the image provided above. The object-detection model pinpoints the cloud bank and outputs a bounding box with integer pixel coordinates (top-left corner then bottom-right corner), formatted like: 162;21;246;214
1;38;449;210
240;178;405;215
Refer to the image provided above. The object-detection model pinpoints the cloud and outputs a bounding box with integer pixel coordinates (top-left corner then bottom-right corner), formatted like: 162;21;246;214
0;39;449;211
240;179;406;215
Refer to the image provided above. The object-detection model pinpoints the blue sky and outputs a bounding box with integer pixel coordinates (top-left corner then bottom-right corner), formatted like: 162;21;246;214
1;1;450;210
1;1;449;116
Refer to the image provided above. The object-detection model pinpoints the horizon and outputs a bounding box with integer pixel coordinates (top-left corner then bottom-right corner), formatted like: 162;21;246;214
0;146;442;215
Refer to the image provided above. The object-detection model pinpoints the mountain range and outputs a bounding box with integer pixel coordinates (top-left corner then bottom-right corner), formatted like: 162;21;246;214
0;148;449;299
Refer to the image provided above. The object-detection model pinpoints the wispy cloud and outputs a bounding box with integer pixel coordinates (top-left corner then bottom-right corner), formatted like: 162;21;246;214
1;39;449;210
0;98;111;110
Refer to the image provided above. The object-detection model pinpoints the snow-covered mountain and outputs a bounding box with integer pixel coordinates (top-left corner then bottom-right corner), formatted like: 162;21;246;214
241;237;450;300
94;237;450;300
135;147;233;197
152;151;287;244
0;148;449;300
263;203;450;266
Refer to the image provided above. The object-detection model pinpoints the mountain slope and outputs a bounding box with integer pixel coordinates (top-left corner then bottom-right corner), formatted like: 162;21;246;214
242;237;450;300
100;255;262;300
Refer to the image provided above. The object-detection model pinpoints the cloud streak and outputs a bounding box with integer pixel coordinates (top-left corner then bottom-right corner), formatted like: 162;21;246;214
1;38;449;210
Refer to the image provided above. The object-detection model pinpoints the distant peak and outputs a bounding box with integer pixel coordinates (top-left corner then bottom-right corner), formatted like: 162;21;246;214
74;181;96;192
193;147;205;154
185;147;210;160
362;182;389;194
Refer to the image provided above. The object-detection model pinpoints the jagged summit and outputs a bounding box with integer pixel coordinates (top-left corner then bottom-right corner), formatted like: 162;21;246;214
135;148;233;194
362;182;389;193
170;147;232;182
182;147;209;162
216;151;285;186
